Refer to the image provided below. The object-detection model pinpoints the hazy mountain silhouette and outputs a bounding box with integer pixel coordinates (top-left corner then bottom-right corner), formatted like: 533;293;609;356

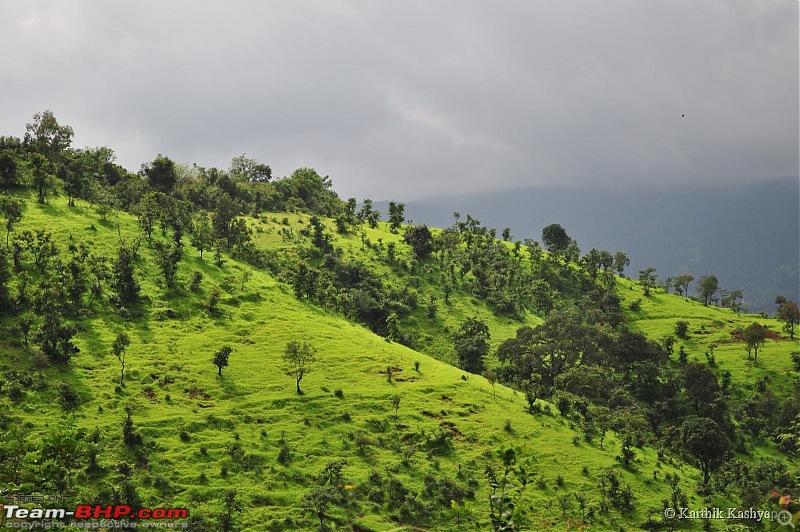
385;177;799;314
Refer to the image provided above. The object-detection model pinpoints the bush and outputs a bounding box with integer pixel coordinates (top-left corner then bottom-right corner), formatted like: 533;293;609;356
334;388;344;398
207;287;222;313
122;407;142;447
277;443;292;465
190;271;203;292
675;321;690;338
57;382;78;408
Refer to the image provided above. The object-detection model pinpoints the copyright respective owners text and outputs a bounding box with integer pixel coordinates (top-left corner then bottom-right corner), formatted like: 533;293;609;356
663;507;800;527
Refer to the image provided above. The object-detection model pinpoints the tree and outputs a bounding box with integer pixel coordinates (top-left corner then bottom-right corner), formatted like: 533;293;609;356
112;332;131;386
24;110;74;164
541;223;570;258
358;199;381;228
228;153;271;183
213;346;232;376
137;192;164;239
278;167;342;216
403;224;434;261
485;447;531;531
777;300;799;340
141;154;177;193
497;312;606;388
212;195;250;250
29;152;55;204
308;215;332;254
453;317;490;374
613;251;630;277
682;362;720;414
674;320;690;338
673;274;694;299
775;295;788;315
283;340;316;394
720;289;745;314
191;213;213;258
388;201;405;233
696;275;719;306
153;239;183;287
0;197;23;247
0;153;19;191
484;370;498;398
33;310;79;364
681;416;729;486
216;489;242;532
637;267;658;296
336;197;358;234
112;239;141;304
58;158;88;207
302;486;337;530
742;322;767;362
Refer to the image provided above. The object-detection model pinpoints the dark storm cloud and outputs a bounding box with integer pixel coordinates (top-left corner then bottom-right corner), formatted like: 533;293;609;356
1;0;796;199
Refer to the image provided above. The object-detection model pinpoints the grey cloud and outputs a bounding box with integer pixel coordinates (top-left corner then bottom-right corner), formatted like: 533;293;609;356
0;0;796;200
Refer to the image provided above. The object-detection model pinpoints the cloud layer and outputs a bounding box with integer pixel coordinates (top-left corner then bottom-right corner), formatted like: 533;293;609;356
1;1;797;199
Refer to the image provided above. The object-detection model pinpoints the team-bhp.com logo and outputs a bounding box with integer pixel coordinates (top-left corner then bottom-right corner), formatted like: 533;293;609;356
3;504;187;520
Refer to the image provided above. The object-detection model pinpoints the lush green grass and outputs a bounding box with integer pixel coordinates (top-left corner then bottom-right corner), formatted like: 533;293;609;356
1;194;796;530
619;277;799;396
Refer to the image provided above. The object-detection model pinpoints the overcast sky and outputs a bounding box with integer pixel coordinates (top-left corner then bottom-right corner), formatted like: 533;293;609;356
1;1;797;200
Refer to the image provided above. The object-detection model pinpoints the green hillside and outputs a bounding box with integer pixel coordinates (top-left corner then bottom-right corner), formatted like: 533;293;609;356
0;113;798;531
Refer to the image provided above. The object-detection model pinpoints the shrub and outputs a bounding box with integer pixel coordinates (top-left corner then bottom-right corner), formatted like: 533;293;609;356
334;388;344;398
207;287;222;313
675;321;690;338
277;443;292;465
190;271;203;292
122;407;143;447
57;382;78;408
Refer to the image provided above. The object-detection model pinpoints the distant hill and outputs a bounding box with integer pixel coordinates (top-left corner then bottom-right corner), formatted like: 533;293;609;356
393;177;799;314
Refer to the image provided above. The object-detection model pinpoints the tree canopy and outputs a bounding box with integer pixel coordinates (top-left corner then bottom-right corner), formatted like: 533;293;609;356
453;317;490;374
541;223;570;257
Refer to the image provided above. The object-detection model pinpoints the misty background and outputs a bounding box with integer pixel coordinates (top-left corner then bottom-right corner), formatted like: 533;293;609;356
383;176;799;314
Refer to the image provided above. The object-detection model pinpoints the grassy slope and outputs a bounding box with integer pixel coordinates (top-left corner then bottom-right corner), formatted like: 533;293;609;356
2;194;795;530
618;279;798;396
247;214;541;367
